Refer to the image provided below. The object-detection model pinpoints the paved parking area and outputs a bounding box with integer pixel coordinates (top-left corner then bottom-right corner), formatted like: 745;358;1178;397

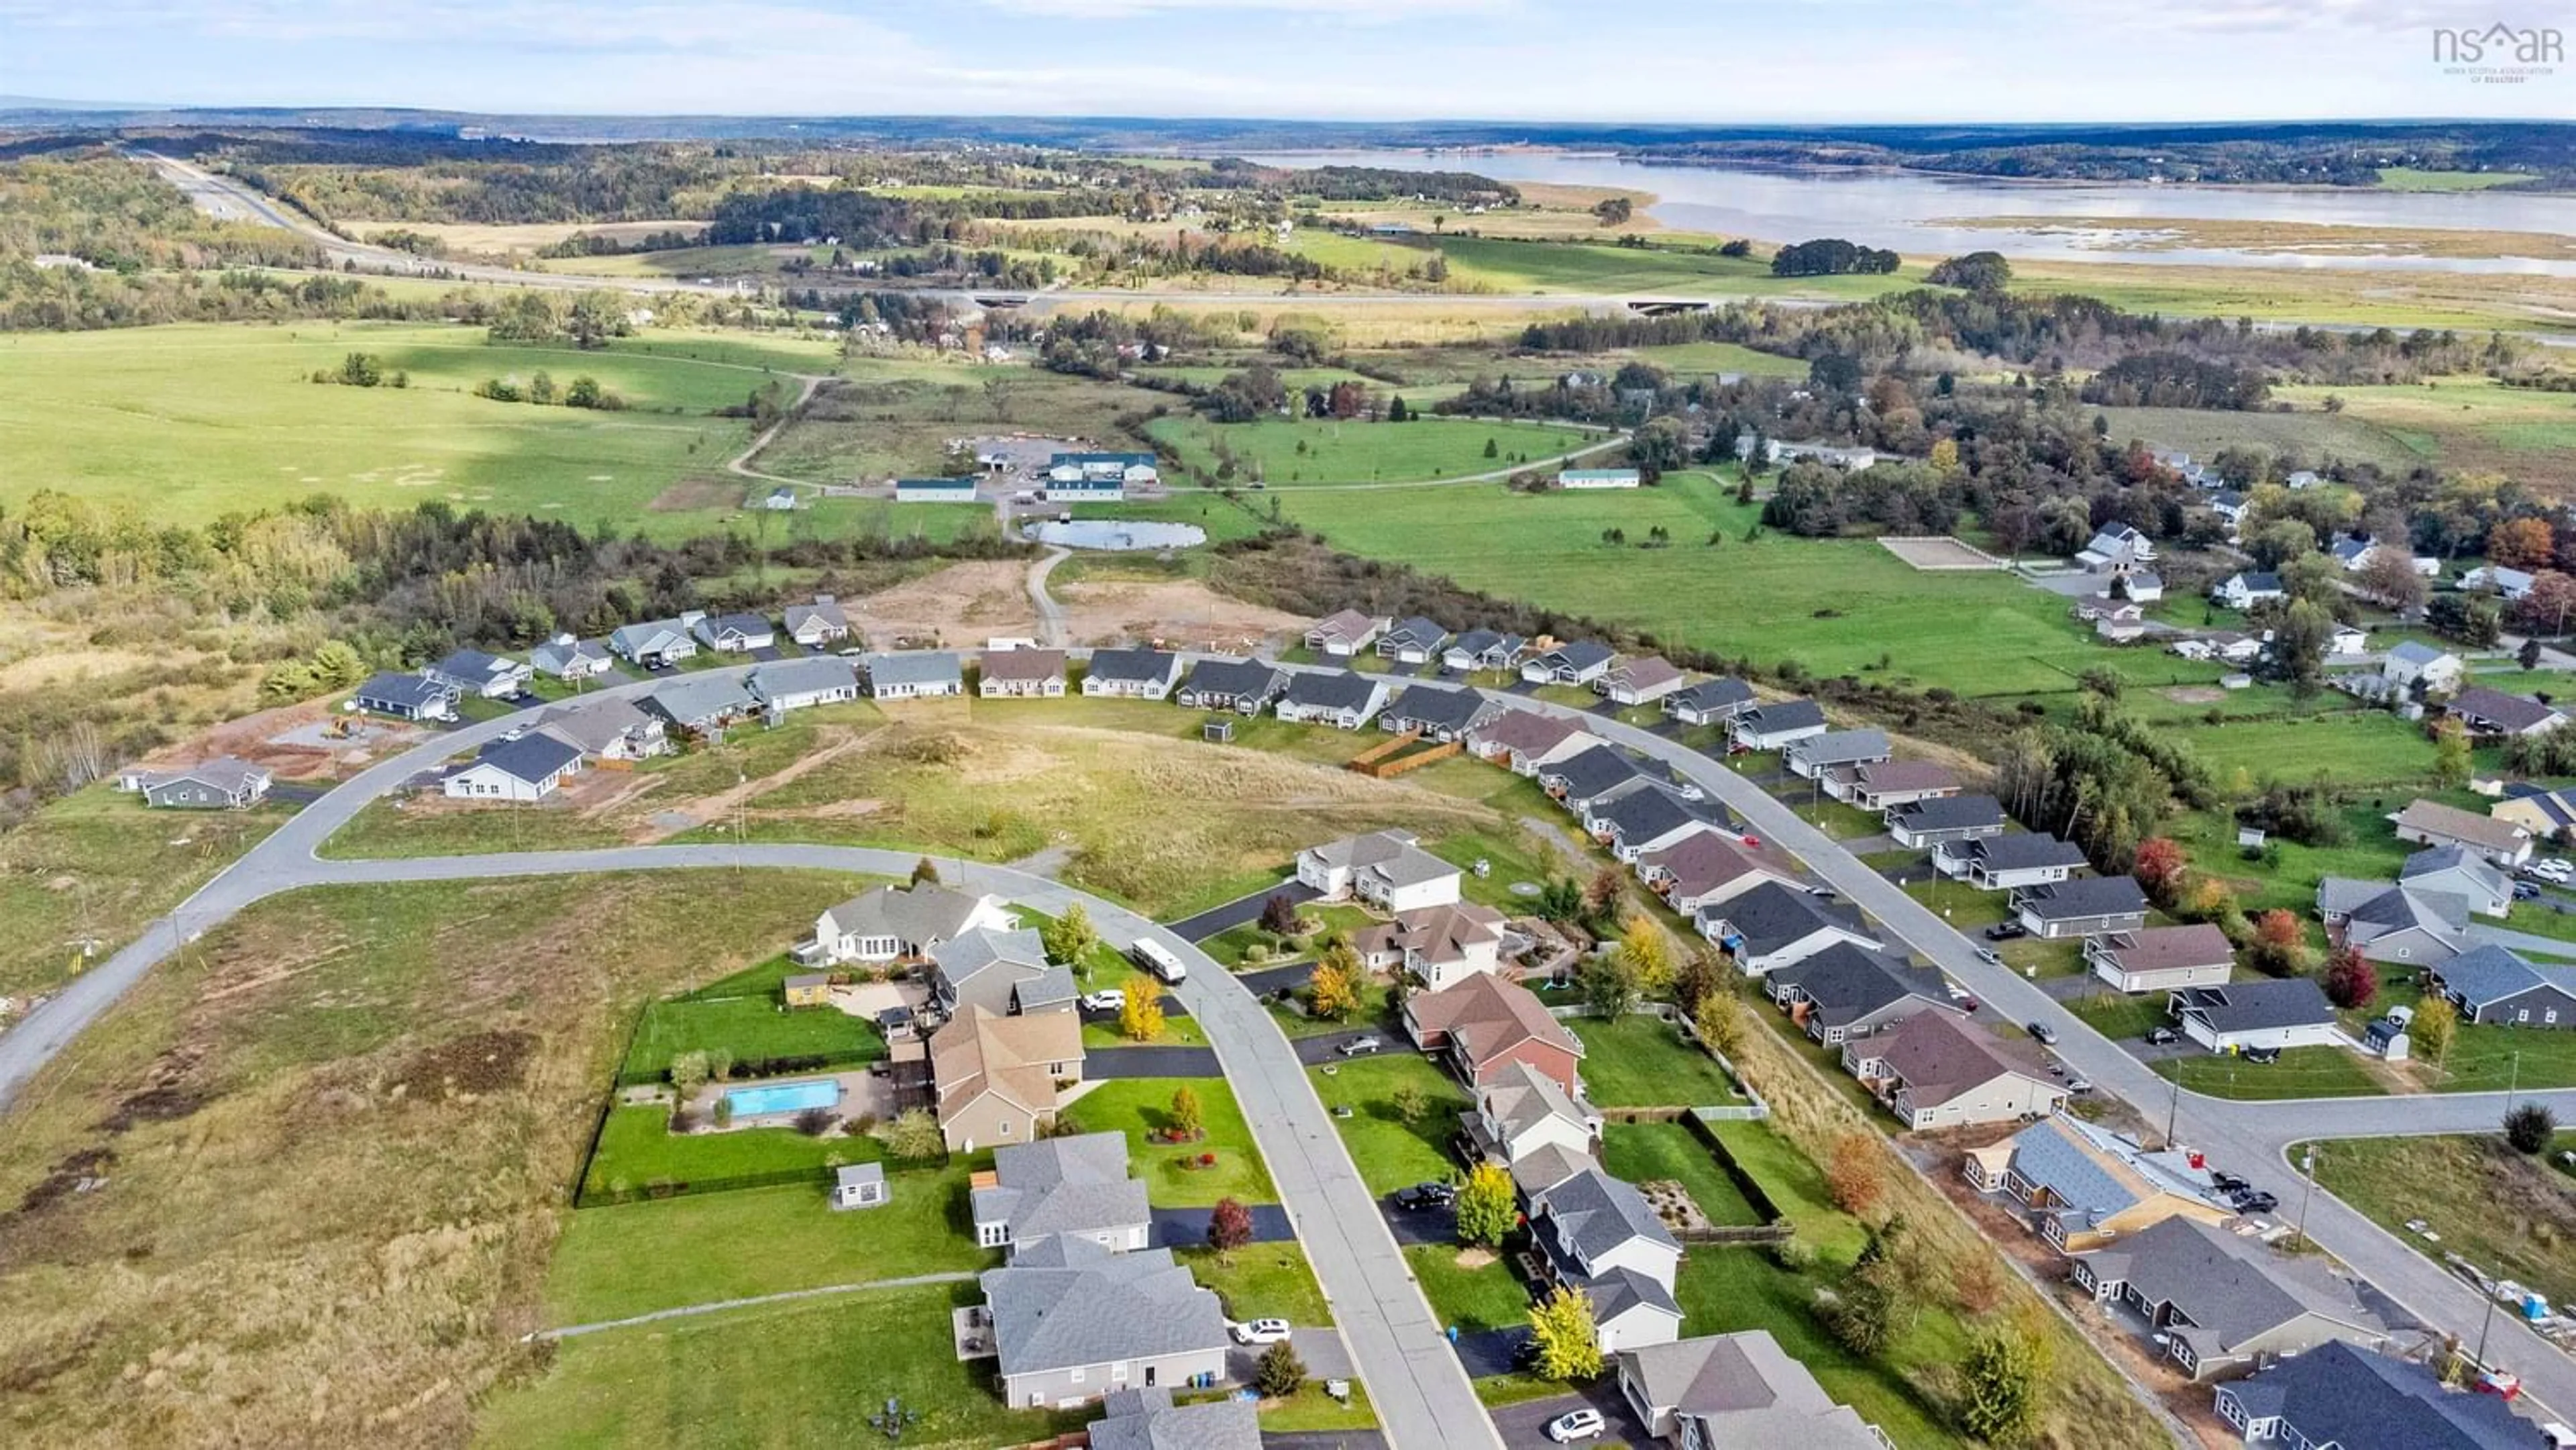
1451;1326;1529;1378
1238;960;1317;997
1379;1198;1460;1247
1165;880;1320;942
1087;1044;1223;1078
1489;1383;1652;1447
1151;1202;1294;1248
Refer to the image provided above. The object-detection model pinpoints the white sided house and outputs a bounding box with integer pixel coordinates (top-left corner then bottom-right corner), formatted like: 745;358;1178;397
863;651;965;701
783;596;852;648
2086;924;2235;995
1297;829;1461;913
2169;978;2341;1053
749;656;862;715
423;648;532;699
810;884;1015;966
530;635;614;682
1520;640;1617;687
1375;617;1451;665
1597;656;1686;706
1273;669;1390;729
1729;699;1827;750
1081;647;1183;700
606;617;697;669
441;732;581;803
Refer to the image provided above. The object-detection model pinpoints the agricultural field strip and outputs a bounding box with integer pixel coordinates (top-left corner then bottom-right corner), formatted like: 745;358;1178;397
9;652;2576;1425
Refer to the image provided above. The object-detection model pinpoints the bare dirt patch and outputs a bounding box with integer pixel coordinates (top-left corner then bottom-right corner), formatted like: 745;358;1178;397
844;560;1038;645
2160;686;2226;706
388;1030;537;1102
1055;576;1307;652
133;697;394;782
645;475;742;513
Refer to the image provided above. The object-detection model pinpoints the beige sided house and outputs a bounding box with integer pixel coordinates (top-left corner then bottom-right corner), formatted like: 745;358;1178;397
1843;1011;2065;1129
980;648;1067;698
930;1004;1085;1152
2086;924;2236;994
2391;798;2533;868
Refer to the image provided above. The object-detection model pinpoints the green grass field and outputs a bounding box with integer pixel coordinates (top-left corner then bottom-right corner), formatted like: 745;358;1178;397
1311;1053;1474;1196
1405;1241;1533;1334
2271;376;2576;492
1629;340;1812;377
1057;1077;1278;1207
2309;1133;2576;1309
2374;168;2538;191
2160;711;2437;788
578;1104;883;1199
1143;414;1596;486
1599;1121;1767;1227
1424;236;1919;301
1566;1015;1743;1106
2150;1047;2385;1100
619;996;886;1082
0;322;855;533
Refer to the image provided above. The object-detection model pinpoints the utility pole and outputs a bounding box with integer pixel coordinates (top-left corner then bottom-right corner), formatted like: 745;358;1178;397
2294;1146;2320;1251
2165;1070;2182;1149
2505;1049;2522;1115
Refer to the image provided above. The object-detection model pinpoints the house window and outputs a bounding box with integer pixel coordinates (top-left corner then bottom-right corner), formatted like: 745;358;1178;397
998;1119;1012;1137
1069;1367;1083;1384
2518;1008;2530;1023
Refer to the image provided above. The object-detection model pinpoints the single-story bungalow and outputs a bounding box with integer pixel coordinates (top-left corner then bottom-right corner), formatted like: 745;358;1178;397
1886;792;2007;848
893;476;981;503
863;651;965;701
1843;1010;2064;1130
441;731;581;802
352;672;458;722
122;756;274;810
2070;1215;2386;1380
1766;942;1957;1045
783;596;852;648
530;635;614;682
1783;728;1891;780
2012;876;2149;939
1558;468;1640;489
1520;640;1619;687
748;656;861;714
1934;831;2087;890
1442;629;1525;673
2085;924;2235;994
423;648;532;699
2428;944;2576;1029
1081;647;1183;700
1376;616;1451;664
1176;657;1286;714
1305;609;1388;658
606;618;696;668
979;648;1067;699
1729;700;1828;751
2168;978;2341;1053
691;611;776;655
1662;677;1756;727
1273;669;1391;729
1381;682;1496;741
1830;759;1959;811
1466;709;1599;775
1640;830;1803;915
1597;656;1686;706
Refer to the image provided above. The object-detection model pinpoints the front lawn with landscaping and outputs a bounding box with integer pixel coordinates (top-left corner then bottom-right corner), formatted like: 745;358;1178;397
1404;1241;1532;1335
1057;1077;1278;1206
1311;1053;1473;1195
1175;1243;1333;1327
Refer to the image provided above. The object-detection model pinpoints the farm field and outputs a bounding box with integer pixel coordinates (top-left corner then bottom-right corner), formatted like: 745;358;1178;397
2090;403;2423;476
0;321;859;533
1630;340;1813;377
752;362;1167;484
1267;472;2228;698
2272;376;2576;492
2373;168;2538;191
1143;413;1598;486
0;869;855;1448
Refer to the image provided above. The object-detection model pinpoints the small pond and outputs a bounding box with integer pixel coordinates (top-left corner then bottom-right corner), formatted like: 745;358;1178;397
1026;519;1207;551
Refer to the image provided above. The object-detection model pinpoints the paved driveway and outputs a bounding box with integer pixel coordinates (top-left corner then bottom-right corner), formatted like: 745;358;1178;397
1379;1199;1461;1247
1489;1384;1652;1447
1087;1045;1223;1078
1152;1202;1295;1249
1238;960;1317;997
1451;1326;1530;1379
1295;1030;1399;1066
1165;880;1320;941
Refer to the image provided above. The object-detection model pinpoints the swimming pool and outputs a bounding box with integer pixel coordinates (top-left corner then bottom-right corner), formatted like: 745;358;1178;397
724;1078;841;1117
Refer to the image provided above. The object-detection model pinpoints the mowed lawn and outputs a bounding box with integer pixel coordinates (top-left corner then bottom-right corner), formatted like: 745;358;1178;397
1568;1015;1743;1107
2160;710;2437;788
1057;1078;1278;1206
0;321;853;534
1275;474;2225;698
1144;414;1596;485
1599;1121;1766;1227
578;1105;885;1200
619;996;886;1081
478;1282;1083;1449
1311;1053;1473;1196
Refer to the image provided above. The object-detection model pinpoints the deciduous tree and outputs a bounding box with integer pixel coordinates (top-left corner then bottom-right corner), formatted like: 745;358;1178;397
1455;1162;1517;1248
2321;946;2377;1011
1040;902;1098;966
1826;1132;1888;1219
2491;516;2557;570
1582;951;1639;1021
2133;836;2188;906
2431;717;2473;789
1527;1284;1603;1381
881;1107;945;1161
1170;1084;1205;1140
910;856;941;886
2250;909;2309;976
2505;1103;2557;1155
1259;892;1301;937
2410;993;2457;1066
1119;972;1166;1041
1694;990;1746;1061
1209;1196;1254;1261
1613;915;1676;998
1307;941;1364;1021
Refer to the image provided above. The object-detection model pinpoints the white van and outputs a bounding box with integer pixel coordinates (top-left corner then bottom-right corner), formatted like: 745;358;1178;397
1131;938;1187;984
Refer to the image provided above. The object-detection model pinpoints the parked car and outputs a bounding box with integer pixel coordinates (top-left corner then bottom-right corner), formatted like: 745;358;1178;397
1393;1182;1456;1212
2027;1021;2057;1046
2242;1045;2282;1065
1510;1333;1544;1370
1078;990;1126;1013
2516;881;2544;901
2232;1189;2280;1214
2065;1078;2093;1095
2145;1025;2181;1046
1546;1408;1607;1443
1336;1035;1383;1057
2530;860;2573;885
1985;921;2027;942
1974;947;2004;968
1230;1318;1292;1346
2210;1170;2250;1195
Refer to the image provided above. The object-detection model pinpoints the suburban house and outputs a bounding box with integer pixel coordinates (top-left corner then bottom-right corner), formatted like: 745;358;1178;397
606;617;696;669
1086;1386;1258;1450
2461;563;2539;600
2317;877;2473;965
1540;743;1648;812
691;611;775;655
2428;945;2576;1028
121;756;273;810
1460;1060;1602;1194
1519;640;1619;687
979;648;1067;699
894;476;981;503
1305;609;1389;658
1466;709;1600;775
352;672;458;722
1296;829;1462;912
2213;1340;2532;1450
1617;1331;1887;1450
782;596;851;648
1442;629;1525;673
2077;522;2156;574
1376;616;1451;664
1766;942;1958;1045
1962;1115;2233;1253
1352;900;1511;991
747;656;861;715
1176;657;1286;714
1584;782;1715;863
1886;792;2008;848
1401;971;1585;1094
2170;978;2341;1053
971;1132;1150;1257
1830;759;1959;810
1379;682;1497;741
975;1237;1227;1408
2077;594;2149;641
2070;1215;2386;1381
1081;647;1184;700
2086;925;2235;994
2012;876;2149;939
1273;669;1391;729
2381;641;2466;695
2328;623;2369;657
1843;1011;2065;1129
1935;831;2088;890
529;635;614;682
1783;728;1892;780
2446;686;2565;739
1662;677;1757;727
931;1004;1085;1153
638;675;756;736
862;651;965;701
932;927;1073;1017
2398;843;2514;917
2392;797;2533;868
1699;880;1881;976
1640;831;1803;915
1729;699;1829;750
1598;656;1686;706
1558;467;1640;489
441;732;581;802
2492;783;2576;838
2334;535;2439;578
423;648;532;699
810;884;1015;966
1529;1167;1684;1353
2172;631;2263;665
2210;572;2286;610
2208;489;2249;531
2123;570;2165;603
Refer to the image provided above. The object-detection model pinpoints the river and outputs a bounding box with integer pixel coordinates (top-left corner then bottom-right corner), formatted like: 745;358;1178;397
1236;148;2576;275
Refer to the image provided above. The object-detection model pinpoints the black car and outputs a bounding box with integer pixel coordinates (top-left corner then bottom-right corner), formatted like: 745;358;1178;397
2209;1170;2250;1195
2231;1189;2279;1214
2145;1025;2181;1046
2242;1046;2282;1066
1509;1333;1544;1370
1985;921;2028;942
2516;881;2542;901
1393;1182;1456;1212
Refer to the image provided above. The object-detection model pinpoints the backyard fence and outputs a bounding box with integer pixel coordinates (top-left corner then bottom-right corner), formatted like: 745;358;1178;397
1364;739;1462;780
611;1044;888;1090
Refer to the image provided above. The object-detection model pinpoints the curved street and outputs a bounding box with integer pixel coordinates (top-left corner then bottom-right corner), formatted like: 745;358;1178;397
5;651;2575;1432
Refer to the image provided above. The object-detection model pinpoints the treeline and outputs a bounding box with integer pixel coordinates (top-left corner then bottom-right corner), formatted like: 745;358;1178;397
1770;238;1901;276
2077;352;2272;410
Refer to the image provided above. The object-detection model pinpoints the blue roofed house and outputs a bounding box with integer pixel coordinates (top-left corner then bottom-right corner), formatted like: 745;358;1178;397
2428;944;2576;1029
1962;1114;2233;1253
422;648;533;699
352;671;458;722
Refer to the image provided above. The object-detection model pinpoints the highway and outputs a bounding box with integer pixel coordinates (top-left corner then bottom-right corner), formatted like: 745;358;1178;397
7;650;2576;1436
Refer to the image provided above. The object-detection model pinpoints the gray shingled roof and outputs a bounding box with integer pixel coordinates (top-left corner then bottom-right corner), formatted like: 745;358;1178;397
2015;875;2147;921
2436;945;2576;1011
534;696;655;755
1544;743;1646;800
979;1238;1227;1376
2073;1216;2379;1359
1088;1387;1262;1450
1890;793;2006;833
1383;616;1449;650
1184;656;1284;701
472;731;580;786
1966;833;2088;872
1386;682;1491;734
1768;943;1949;1030
974;1131;1151;1248
748;655;857;701
1085;647;1180;686
2220;1341;2528;1450
2171;978;2336;1034
1738;698;1826;735
1282;668;1381;712
820;883;994;945
1668;677;1756;715
1706;881;1874;957
863;651;963;690
641;674;755;727
1536;1167;1681;1261
1593;782;1711;845
1787;729;1890;768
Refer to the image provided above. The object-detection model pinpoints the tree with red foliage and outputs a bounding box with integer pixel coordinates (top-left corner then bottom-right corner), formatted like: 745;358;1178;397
1208;1196;1254;1263
2133;837;2188;907
2251;909;2309;976
2321;947;2377;1011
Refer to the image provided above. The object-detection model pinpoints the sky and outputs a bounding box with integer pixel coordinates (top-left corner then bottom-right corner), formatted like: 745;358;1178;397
1;0;2569;123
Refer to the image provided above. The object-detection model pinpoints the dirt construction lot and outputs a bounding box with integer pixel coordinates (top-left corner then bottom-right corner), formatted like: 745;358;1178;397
843;560;1305;652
